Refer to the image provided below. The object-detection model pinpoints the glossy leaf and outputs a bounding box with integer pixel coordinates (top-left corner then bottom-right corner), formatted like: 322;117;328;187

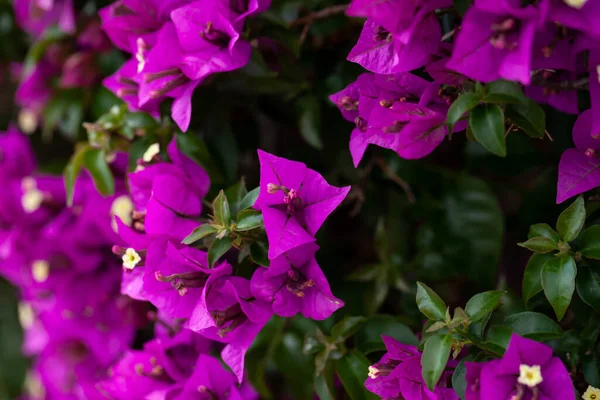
225;180;248;217
528;223;560;242
182;224;218;245
469;104;506;157
452;361;467;400
465;290;505;323
354;316;418;354
335;350;379;400
580;226;600;259
330;316;366;343
64;144;90;206
250;242;270;267
541;255;576;321
556;196;585;242
421;334;452;391
239;187;260;211
446;93;480;132
522;253;552;305
208;236;233;268
235;209;264;232
576;265;600;313
505;98;546;138
83;148;115;196
212;190;231;227
517;237;559;253
484;80;527;104
504;312;563;341
416;282;447;321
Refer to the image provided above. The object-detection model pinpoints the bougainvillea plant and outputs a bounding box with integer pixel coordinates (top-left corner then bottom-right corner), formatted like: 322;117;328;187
1;0;600;399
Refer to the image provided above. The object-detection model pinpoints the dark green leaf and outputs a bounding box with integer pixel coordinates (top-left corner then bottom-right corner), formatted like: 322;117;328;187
83;148;115;196
208;236;233;268
314;372;335;400
250;242;270;267
556;196;586;242
452;361;467;400
182;224;218;245
297;95;323;149
123;111;157;130
523;253;553;305
580;226;600;259
354;315;418;354
64;145;90;206
465;290;505;323
528;223;560;242
212;190;231;227
484;80;527;104
336;350;379;400
446;93;480;132
505;98;546;138
453;0;472;15
416;282;447;321
43;89;84;140
422;334;452;391
504;312;563;340
235;209;264;231
541;255;577;321
239;187;260;211
225;180;248;217
176;134;224;184
331;316;367;343
582;351;600;388
517;237;559;253
576;265;600;313
485;325;513;353
469;104;506;157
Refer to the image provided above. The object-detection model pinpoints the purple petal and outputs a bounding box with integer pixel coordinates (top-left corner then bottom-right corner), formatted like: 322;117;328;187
557;149;600;203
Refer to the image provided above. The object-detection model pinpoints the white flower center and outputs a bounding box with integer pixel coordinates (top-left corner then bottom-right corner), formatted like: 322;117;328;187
142;143;160;162
367;365;379;379
110;195;134;232
517;364;543;388
136;37;147;73
31;260;50;282
122;248;141;270
563;0;588;8
18;302;34;329
21;177;44;213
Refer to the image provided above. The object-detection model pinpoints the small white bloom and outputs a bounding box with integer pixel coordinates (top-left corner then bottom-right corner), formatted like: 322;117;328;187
142;143;160;163
31;260;50;283
122;248;141;270
21;186;44;213
110;195;134;232
564;0;588;8
517;364;543;388
583;385;600;400
18;109;38;134
18;302;34;329
367;366;379;379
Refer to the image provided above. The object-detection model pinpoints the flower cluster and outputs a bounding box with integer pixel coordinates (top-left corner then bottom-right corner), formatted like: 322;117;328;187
114;144;349;382
13;0;112;134
100;0;270;131
333;0;600;204
0;127;141;398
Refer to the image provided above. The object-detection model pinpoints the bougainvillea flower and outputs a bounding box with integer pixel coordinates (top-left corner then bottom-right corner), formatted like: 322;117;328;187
525;72;579;115
548;0;600;40
251;243;344;319
465;361;484;400
446;0;542;85
254;150;351;259
187;275;273;382
589;50;600;138
0;127;36;181
103;58;159;115
557;109;600;203
466;334;574;400
364;335;457;400
13;0;75;38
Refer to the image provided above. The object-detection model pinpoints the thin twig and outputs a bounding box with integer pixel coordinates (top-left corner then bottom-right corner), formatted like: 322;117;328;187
291;4;349;26
376;158;416;204
441;29;455;41
531;75;589;91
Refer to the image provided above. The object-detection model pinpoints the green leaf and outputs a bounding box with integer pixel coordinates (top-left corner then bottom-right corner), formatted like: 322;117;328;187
235;209;264;232
43;89;85;140
239;187;260;211
335;350;379;400
465;290;505;323
297;95;323;149
505;98;546;138
182;224;218;245
541;255;577;321
485;325;513;353
416;282;447;321
354;315;418;354
330;316;367;343
556;196;585;242
517;237;559;253
83;148;115;196
64;144;90;206
483;80;527;104
250;242;270;267
446;93;480;132
225;180;248;217
453;0;472;15
528;223;561;242
176;134;224;184
212;190;231;227
576;265;600;313
504;312;563;341
314;372;335;400
452;361;467;400
582;351;600;388
208;236;233;268
421;334;452;391
579;226;600;259
469;104;506;157
523;253;553;305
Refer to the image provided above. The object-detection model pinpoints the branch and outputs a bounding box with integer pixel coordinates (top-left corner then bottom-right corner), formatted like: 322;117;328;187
291;4;349;26
531;75;589;91
376;158;416;204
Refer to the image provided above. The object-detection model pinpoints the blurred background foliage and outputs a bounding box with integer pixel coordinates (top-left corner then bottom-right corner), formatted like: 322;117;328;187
0;0;592;398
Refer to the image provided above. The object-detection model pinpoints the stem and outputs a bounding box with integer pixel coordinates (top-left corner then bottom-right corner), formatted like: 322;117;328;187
376;157;416;204
291;4;349;26
531;75;589;91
